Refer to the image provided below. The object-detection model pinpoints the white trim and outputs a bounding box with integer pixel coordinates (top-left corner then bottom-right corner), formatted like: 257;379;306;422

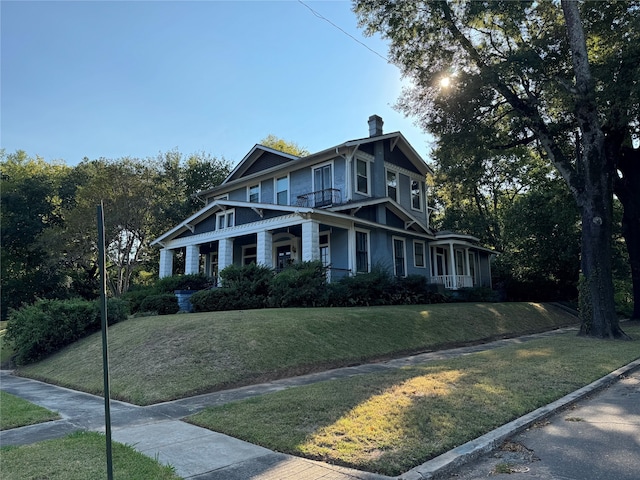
392;236;407;277
355;156;372;197
413;240;426;268
385;167;399;202
410;179;424;212
247;184;260;203
276;174;289;206
216;209;235;230
354;228;371;274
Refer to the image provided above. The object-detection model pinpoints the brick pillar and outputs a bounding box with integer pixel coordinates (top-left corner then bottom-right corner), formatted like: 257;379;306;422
185;245;200;274
302;220;320;262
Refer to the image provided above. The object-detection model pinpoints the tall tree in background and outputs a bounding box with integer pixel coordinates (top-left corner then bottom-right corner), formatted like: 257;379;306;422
260;134;310;157
355;0;639;336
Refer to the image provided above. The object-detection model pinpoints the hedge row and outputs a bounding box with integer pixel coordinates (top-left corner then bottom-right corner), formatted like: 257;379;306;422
6;298;128;365
189;262;452;313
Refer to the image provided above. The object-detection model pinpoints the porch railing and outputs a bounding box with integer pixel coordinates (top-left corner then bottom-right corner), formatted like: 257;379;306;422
296;188;342;208
430;275;473;290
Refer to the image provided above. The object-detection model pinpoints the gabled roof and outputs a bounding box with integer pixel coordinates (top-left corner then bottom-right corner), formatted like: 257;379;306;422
329;197;434;236
197;131;432;199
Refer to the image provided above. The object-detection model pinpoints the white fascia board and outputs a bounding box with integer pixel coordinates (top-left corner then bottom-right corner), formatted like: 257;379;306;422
151;200;314;246
430;237;497;254
221;144;300;186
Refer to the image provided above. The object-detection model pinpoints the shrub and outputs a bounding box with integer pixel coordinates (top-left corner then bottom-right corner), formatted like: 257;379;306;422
155;274;213;293
329;267;394;307
453;287;500;303
121;286;157;314
5;297;127;365
139;294;180;315
190;288;235;312
269;261;328;308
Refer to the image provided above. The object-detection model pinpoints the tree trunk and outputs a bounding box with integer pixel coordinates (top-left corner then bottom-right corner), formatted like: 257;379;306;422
562;0;628;338
615;148;640;320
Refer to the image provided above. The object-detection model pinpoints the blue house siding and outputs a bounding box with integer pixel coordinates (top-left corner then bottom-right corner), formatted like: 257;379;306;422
261;178;274;204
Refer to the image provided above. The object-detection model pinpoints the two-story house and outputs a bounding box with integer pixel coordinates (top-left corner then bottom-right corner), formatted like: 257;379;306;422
152;115;494;290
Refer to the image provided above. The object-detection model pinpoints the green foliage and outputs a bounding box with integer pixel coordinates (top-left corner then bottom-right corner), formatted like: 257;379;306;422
329;266;395;307
269;261;328;308
139;294;179;316
155;273;213;293
5;298;127;365
260;134;309;157
453;287;500;303
220;263;274;309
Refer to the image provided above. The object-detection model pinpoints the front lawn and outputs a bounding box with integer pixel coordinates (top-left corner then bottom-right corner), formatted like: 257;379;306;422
16;303;578;405
188;324;640;476
0;431;180;480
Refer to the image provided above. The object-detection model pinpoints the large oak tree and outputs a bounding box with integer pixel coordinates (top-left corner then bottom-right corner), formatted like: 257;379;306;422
355;0;639;335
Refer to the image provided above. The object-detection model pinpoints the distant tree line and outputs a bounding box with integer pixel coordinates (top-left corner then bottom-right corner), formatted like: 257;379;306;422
0;149;231;319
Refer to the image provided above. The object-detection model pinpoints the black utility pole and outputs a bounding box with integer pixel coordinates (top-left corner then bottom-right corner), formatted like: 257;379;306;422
97;202;114;480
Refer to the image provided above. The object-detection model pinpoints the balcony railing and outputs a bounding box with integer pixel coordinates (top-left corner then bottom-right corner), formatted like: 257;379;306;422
430;275;473;290
296;188;342;208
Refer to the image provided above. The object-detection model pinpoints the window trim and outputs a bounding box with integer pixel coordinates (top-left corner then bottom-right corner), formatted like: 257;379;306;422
216;209;235;230
413;240;426;268
248;184;260;203
355;228;370;274
276;175;289;206
410;178;424;212
355;157;371;197
392;236;407;277
386;168;398;202
312;161;334;193
242;244;257;265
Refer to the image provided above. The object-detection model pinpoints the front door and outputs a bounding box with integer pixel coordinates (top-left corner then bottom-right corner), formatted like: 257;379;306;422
276;245;292;272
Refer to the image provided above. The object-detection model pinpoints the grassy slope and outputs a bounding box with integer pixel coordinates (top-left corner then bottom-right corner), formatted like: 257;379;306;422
189;324;640;476
16;302;577;405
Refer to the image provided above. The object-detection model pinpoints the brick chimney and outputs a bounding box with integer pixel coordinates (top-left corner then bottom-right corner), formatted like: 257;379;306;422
368;115;383;137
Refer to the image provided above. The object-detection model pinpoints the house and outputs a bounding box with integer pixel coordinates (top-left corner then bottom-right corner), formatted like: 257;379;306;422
151;115;494;290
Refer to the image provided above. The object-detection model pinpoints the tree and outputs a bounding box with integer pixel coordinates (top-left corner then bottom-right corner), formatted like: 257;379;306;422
260;134;310;157
0;151;72;318
354;0;638;337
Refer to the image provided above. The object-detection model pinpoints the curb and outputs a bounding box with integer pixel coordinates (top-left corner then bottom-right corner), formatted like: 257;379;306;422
398;358;640;480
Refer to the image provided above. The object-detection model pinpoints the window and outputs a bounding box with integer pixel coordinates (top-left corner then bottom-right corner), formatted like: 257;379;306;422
393;237;406;277
243;245;257;265
411;180;423;211
248;184;260;203
216;209;235;230
386;170;398;201
356;158;370;195
456;250;465;275
313;164;333;206
414;240;425;268
276;176;288;205
355;230;369;273
468;251;477;286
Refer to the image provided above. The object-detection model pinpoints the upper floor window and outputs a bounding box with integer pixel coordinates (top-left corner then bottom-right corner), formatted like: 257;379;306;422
386;169;398;202
216;209;235;230
356;158;370;196
276;176;288;205
411;180;423;211
313;163;333;207
248;184;260;203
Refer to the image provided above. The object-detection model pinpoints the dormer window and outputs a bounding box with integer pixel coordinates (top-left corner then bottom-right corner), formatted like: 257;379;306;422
216;209;235;230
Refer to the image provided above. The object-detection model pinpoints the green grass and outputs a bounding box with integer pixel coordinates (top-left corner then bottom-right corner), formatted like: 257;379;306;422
0;390;60;430
0;431;181;480
16;303;578;405
188;324;640;477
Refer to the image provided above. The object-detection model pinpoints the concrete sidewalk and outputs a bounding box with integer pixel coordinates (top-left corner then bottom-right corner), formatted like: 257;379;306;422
1;328;639;479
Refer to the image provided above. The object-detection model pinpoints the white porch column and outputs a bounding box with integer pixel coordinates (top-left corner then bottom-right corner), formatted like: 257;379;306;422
185;245;200;275
348;225;356;274
448;241;457;287
302;220;320;262
159;249;174;278
464;247;471;276
218;238;234;273
257;230;273;267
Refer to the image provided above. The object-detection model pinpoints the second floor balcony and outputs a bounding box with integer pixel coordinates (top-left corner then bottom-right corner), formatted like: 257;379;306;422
296;188;342;208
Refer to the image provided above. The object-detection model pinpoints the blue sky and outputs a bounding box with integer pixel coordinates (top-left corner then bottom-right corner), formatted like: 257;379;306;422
1;0;433;166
